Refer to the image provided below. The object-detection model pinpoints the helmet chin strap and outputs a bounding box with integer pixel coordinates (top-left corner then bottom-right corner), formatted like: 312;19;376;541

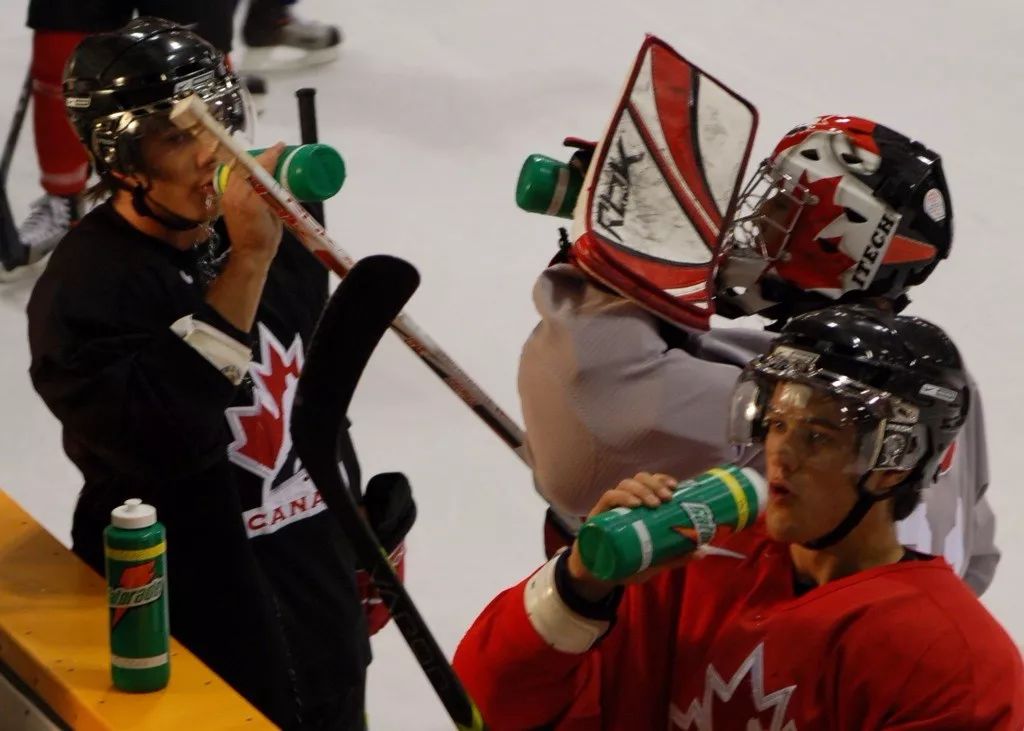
802;473;899;550
131;184;205;232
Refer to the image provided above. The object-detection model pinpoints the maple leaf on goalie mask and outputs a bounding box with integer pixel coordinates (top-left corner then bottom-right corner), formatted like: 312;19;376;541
773;174;855;291
235;337;303;474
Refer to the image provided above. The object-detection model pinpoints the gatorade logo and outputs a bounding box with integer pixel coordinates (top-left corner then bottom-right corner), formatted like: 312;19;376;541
674;503;718;546
110;562;164;627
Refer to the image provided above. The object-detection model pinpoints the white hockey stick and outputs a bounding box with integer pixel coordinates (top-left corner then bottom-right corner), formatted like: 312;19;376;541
169;95;530;464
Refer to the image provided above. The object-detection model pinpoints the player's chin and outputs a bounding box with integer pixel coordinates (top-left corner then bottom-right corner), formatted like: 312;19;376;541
198;187;222;217
764;506;808;544
200;199;222;222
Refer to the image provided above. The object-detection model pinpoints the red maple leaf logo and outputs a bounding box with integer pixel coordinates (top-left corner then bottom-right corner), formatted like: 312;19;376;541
112;561;154;627
774;174;855;291
227;326;304;477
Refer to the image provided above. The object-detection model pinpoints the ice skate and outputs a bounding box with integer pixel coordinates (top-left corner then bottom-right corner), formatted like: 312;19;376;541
241;0;342;73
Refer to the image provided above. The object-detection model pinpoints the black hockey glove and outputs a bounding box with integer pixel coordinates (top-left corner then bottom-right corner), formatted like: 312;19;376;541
362;472;416;553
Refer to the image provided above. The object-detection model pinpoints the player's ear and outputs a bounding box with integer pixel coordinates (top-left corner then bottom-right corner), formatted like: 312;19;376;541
865;470;906;496
111;169;149;191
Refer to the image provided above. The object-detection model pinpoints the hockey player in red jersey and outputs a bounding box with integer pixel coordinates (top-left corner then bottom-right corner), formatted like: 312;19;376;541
457;304;1023;730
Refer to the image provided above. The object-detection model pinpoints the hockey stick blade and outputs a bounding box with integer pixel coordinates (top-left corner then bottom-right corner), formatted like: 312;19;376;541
291;255;487;731
295;255;418;422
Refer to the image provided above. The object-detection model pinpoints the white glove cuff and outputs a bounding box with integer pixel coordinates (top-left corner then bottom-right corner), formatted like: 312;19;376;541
523;553;610;654
171;314;252;385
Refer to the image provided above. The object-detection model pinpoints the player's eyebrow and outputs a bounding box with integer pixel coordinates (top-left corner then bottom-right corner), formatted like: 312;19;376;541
805;416;841;431
767;407;841;431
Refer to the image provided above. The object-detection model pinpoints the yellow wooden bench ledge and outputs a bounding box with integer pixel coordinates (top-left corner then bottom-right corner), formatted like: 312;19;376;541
0;489;275;729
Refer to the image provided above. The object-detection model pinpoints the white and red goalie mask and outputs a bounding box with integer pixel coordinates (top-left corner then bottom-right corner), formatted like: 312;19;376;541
568;36;758;331
715;115;953;320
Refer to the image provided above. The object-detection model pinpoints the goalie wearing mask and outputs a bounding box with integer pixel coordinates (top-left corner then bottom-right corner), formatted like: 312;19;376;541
518;44;997;595
28;18;411;729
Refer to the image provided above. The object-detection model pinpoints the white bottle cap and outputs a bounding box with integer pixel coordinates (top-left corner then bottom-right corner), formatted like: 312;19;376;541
110;499;158;530
739;467;769;515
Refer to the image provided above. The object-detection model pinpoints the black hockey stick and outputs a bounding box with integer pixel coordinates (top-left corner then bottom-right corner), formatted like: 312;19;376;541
0;70;32;270
291;254;487;731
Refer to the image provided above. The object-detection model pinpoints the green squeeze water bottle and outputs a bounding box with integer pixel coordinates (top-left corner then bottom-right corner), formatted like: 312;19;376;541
214;143;347;202
577;465;768;582
515;153;586;218
104;498;170;692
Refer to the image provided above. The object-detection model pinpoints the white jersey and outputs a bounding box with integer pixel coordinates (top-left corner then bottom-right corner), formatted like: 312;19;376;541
518;264;999;594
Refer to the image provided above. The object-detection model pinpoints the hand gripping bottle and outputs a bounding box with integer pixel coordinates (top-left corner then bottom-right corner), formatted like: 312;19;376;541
577;465;768;582
214;143;346;202
104;499;170;691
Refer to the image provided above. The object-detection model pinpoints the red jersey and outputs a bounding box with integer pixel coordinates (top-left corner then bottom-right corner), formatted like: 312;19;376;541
454;530;1023;730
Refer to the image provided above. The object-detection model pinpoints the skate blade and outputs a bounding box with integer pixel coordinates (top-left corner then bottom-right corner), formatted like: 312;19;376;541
239;46;340;74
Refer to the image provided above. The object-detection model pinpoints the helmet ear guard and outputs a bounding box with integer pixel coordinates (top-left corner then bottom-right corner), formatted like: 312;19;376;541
113;117;145;178
87;113;166;186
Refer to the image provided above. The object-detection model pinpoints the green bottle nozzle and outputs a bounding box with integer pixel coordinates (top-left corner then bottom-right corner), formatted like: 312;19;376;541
516;153;585;219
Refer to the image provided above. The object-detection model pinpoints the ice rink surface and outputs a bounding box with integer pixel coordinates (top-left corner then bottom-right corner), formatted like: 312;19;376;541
0;2;1020;727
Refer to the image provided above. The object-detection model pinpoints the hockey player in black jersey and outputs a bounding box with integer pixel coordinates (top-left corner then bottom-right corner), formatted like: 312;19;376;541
28;17;381;729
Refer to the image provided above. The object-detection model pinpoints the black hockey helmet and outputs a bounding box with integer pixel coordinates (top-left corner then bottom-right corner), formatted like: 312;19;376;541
728;304;968;547
715;116;953;326
63;16;250;177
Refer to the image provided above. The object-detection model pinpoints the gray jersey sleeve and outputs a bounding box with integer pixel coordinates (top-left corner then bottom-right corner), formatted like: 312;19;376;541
518;265;746;517
520;266;999;592
896;374;999;595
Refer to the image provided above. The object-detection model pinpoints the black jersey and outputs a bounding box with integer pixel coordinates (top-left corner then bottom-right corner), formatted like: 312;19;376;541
28;201;369;729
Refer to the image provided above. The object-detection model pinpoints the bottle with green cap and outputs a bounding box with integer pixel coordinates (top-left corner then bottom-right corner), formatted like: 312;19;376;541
104;498;170;692
515;153;586;219
214;143;347;202
577;465;768;582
